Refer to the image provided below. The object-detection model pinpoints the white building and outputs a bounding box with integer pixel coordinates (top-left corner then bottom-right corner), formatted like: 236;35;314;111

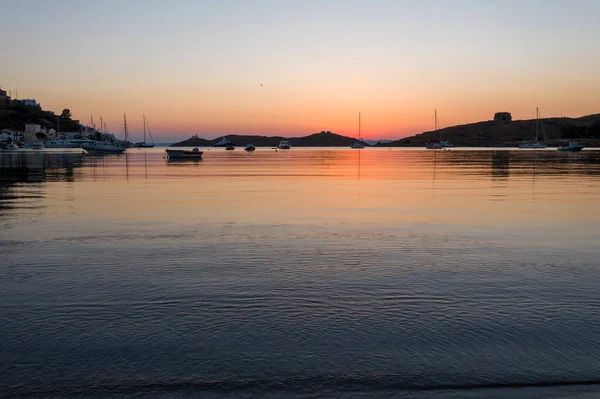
24;124;46;142
0;129;18;141
20;98;40;107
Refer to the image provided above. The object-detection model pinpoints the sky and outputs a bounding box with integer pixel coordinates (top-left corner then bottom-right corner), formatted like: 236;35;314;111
1;0;599;141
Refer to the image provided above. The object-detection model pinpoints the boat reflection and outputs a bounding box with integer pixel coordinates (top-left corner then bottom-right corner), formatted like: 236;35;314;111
166;158;203;165
0;151;85;184
491;151;510;180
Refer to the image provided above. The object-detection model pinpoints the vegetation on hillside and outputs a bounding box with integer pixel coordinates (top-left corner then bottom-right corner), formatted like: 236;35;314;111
0;100;81;132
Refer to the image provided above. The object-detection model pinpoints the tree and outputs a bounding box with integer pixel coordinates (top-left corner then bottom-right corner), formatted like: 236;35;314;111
60;108;72;119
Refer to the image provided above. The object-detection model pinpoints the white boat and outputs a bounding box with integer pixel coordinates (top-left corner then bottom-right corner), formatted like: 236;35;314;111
45;139;80;148
426;110;453;149
165;147;203;159
519;108;547;149
350;112;365;149
133;115;155;148
67;138;95;147
82;141;126;153
278;140;291;149
558;141;584;152
244;144;256;151
214;137;233;147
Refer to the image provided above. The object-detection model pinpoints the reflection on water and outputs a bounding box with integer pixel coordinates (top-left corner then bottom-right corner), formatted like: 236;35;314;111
2;148;600;398
491;150;510;179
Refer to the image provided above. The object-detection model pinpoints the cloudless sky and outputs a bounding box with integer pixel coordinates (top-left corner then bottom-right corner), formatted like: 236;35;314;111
1;0;599;141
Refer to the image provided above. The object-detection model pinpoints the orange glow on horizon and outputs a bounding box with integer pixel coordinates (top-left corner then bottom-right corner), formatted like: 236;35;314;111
20;71;600;142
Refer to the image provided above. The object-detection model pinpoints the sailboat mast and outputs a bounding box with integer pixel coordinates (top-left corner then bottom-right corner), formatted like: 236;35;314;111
538;108;547;142
535;107;539;142
143;115;146;142
124;113;128;142
359;112;361;141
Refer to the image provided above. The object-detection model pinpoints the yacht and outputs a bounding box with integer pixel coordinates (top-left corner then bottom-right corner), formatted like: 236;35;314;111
519;108;547;149
426;110;453;149
244;144;256;151
557;141;584;152
133;115;155;148
45;139;80;148
82;141;126;154
67;138;95;147
426;140;454;150
278;140;291;149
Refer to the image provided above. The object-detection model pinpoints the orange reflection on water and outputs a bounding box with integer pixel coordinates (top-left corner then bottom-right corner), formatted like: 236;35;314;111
1;148;599;248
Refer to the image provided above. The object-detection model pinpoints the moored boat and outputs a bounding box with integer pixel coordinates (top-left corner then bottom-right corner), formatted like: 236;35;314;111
426;111;453;149
45;139;80;148
133;115;155;148
244;144;256;151
165;147;203;159
519;108;547;149
82;141;126;153
426;140;453;149
278;140;291;149
225;144;235;150
518;142;547;149
557;141;584;152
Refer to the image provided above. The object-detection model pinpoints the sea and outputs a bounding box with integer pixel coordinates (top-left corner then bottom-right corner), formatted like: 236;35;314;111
1;147;600;398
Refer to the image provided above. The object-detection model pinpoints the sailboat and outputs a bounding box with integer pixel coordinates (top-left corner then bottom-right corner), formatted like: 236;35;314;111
426;110;453;149
134;115;155;148
557;141;584;152
519;108;547;149
350;112;365;149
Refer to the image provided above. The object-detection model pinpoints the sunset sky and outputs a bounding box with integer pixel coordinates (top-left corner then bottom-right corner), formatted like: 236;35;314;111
1;0;599;141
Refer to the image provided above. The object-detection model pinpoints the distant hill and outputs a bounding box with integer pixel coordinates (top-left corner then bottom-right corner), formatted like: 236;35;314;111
378;114;600;147
172;131;369;147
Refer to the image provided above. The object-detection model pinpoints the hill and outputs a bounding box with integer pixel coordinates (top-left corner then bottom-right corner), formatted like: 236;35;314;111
0;99;81;132
172;131;369;147
378;114;600;147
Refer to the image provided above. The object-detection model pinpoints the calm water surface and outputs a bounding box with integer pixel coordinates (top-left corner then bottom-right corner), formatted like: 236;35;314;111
1;148;600;398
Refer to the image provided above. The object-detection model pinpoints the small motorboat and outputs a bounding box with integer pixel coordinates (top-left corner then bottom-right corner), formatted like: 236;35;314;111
557;141;584;152
165;147;203;160
225;144;235;150
278;140;291;149
244;144;256;152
